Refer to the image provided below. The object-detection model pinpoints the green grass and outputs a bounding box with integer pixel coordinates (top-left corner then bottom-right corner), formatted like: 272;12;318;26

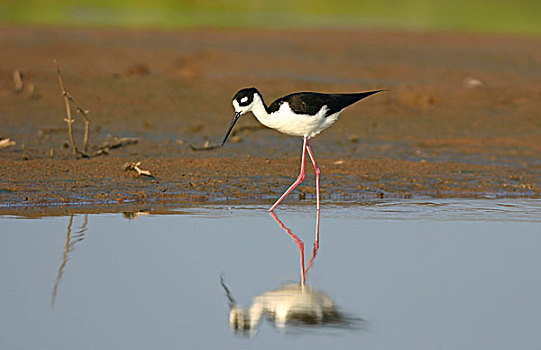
1;0;540;36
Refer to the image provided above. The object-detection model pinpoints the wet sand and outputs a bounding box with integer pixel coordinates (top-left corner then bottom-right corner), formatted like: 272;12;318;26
0;26;540;215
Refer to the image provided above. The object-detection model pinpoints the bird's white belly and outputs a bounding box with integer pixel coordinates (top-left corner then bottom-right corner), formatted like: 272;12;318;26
258;103;341;138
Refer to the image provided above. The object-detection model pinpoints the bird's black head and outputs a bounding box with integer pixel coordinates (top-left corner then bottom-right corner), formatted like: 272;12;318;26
232;87;259;107
222;87;261;146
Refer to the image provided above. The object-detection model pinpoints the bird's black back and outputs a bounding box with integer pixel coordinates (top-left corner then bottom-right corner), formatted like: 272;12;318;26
267;90;384;117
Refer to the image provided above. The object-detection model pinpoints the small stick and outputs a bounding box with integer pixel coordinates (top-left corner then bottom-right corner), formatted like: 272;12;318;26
124;161;154;178
13;70;24;93
0;138;17;149
54;60;81;157
105;137;138;149
26;83;36;99
190;140;219;151
66;95;91;152
53;61;136;158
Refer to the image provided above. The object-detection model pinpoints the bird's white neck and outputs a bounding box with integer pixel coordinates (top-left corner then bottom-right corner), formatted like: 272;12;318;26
250;94;272;126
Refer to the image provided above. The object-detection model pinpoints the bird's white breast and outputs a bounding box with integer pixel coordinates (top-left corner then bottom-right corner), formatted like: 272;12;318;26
255;102;341;138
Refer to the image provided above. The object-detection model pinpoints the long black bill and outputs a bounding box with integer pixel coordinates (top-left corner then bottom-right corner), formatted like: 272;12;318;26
221;112;241;146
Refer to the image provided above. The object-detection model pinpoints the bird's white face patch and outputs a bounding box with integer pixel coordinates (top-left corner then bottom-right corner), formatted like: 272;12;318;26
232;99;241;112
233;94;260;115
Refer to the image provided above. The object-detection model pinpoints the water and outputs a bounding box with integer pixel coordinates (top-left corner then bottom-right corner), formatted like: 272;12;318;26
1;199;540;350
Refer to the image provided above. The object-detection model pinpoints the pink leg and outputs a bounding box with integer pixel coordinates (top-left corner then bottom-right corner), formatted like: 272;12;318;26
306;144;321;210
268;136;308;212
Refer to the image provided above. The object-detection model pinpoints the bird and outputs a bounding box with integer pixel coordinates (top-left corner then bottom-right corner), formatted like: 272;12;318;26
221;87;385;211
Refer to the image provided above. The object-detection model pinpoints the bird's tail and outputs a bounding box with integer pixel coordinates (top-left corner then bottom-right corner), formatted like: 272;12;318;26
352;89;388;100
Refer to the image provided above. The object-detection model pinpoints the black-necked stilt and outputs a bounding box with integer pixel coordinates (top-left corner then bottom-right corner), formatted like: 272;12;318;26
222;87;385;211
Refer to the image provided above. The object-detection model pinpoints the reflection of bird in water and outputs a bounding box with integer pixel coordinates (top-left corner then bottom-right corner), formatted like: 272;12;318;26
226;281;340;333
222;87;385;211
221;211;360;335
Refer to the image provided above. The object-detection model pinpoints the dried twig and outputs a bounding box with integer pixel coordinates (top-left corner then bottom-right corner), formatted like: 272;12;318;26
190;140;219;151
13;70;24;93
67;97;91;152
54;60;86;157
90;137;139;156
54;61;136;158
54;60;93;154
124;161;154;178
104;137;138;149
0;138;17;149
26;83;38;99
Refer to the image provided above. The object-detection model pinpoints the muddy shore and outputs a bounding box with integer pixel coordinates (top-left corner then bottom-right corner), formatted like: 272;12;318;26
1;26;539;215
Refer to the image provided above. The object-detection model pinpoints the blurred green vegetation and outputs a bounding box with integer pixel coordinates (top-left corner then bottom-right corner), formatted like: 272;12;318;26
1;0;540;35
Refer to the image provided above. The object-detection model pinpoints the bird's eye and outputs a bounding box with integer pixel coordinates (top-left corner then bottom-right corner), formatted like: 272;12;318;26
240;96;249;103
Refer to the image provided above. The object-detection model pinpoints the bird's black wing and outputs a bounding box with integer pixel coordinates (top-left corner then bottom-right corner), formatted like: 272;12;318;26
267;90;385;117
